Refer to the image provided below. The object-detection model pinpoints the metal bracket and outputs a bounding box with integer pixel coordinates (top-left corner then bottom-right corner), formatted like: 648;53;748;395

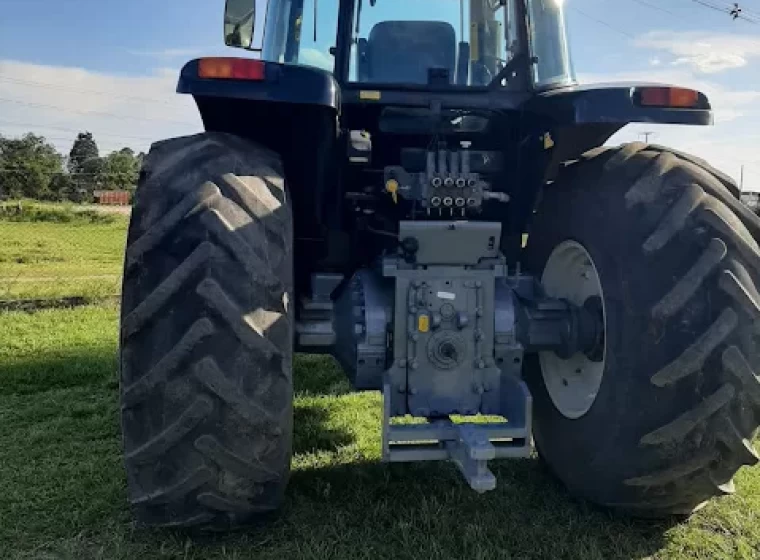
381;378;532;493
445;423;497;493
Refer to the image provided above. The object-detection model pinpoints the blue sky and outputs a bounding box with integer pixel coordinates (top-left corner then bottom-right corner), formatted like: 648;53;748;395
0;0;759;189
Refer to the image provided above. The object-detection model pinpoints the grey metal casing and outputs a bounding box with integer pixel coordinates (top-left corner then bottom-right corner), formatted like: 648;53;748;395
398;221;500;266
384;221;507;417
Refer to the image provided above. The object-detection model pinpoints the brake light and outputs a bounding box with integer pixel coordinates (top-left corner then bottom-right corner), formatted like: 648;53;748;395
198;58;265;80
636;87;700;108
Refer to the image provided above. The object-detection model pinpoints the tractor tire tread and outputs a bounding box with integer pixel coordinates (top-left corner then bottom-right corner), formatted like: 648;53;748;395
610;144;760;511
528;143;760;517
120;132;292;529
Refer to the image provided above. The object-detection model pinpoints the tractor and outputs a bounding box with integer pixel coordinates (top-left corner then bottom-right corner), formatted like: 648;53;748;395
120;0;760;529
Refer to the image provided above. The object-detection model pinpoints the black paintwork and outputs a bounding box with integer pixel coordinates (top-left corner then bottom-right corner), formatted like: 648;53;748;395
173;0;716;295
177;58;341;110
526;82;712;126
178;59;712;129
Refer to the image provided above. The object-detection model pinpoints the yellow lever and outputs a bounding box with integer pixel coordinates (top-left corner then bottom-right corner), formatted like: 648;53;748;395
385;179;399;204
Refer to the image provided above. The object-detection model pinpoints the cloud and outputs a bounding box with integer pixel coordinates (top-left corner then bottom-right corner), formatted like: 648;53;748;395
0;59;201;155
635;31;760;74
127;48;207;60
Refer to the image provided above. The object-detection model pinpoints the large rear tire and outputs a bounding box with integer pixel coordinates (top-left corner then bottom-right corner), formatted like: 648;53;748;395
119;132;293;529
524;143;760;516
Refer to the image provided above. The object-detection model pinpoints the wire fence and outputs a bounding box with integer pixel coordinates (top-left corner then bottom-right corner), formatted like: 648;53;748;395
0;200;129;312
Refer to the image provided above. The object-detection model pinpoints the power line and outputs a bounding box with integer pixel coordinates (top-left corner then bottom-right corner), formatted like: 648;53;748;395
0;75;184;108
0;97;195;127
18;134;133;148
690;0;760;22
1;132;134;146
692;0;736;14
707;0;760;18
0;119;157;142
568;7;636;40
629;0;677;16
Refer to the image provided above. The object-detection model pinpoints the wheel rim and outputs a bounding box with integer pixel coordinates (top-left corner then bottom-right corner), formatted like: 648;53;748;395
539;240;607;420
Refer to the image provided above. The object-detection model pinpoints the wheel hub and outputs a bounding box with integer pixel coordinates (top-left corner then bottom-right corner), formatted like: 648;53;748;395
539;240;607;420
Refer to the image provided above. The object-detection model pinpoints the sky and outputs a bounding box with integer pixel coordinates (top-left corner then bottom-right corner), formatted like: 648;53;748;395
0;0;759;190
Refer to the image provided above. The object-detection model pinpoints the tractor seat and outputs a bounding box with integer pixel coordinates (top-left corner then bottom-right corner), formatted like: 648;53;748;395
364;21;457;85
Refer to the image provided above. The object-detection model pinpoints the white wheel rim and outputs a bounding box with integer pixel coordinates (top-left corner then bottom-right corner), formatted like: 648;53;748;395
539;240;606;420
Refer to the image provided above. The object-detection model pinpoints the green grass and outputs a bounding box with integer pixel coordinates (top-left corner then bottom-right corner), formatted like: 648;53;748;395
1;305;759;560
0;219;127;301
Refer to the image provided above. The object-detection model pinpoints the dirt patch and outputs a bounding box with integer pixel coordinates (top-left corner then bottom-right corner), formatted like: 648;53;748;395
0;295;119;313
78;205;132;216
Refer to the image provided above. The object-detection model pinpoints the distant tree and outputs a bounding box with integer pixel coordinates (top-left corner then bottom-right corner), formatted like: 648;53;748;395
0;133;63;199
48;173;75;201
68;132;99;174
68;132;103;198
104;147;140;190
136;151;146;173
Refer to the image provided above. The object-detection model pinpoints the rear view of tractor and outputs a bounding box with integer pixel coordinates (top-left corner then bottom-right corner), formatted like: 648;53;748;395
119;0;760;529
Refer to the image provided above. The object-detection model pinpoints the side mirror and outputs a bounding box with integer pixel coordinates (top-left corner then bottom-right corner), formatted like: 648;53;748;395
224;0;256;49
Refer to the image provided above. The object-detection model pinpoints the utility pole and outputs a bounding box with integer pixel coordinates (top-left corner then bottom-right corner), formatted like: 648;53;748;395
640;131;655;143
740;164;745;191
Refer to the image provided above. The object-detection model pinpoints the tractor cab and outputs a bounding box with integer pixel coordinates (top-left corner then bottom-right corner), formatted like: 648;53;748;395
225;0;574;91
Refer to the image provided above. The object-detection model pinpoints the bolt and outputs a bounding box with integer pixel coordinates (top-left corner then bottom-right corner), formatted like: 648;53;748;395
431;177;442;188
456;177;466;188
456;312;469;329
472;382;484;394
474;329;484;341
411;333;419;342
410;360;419;370
410;387;418;395
398;359;407;367
431;196;442;207
475;281;482;288
476;307;483;317
455;197;466;207
444;177;455;187
467;198;478;206
443;197;454;207
414;281;422;288
397;385;407;393
477;359;486;369
409;306;418;314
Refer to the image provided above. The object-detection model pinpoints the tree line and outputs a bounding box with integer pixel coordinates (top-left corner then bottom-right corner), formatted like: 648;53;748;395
0;132;144;202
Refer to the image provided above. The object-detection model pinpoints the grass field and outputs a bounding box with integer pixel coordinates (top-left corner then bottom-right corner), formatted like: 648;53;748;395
1;207;760;559
1;307;759;560
0;210;127;302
